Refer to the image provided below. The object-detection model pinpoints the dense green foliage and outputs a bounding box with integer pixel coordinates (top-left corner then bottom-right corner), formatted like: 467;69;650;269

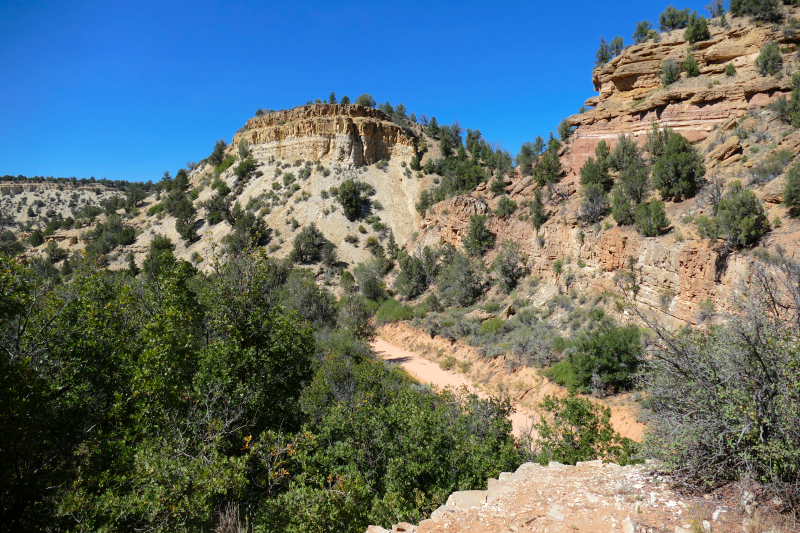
730;0;782;22
436;250;483;307
336;178;375;221
652;131;705;201
463;214;495;256
632;20;654;44
595;36;623;67
494;195;517;218
290;223;331;263
579;141;612;192
684;13;710;43
697;181;770;248
530;189;547;233
547;321;642;394
532;136;563;187
492;241;526;293
634;200;669;237
528;396;638;466
683;53;700;77
0;247;526;533
659;5;690;30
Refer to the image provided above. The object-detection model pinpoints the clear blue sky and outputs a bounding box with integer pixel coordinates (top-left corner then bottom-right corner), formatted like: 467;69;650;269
0;0;710;182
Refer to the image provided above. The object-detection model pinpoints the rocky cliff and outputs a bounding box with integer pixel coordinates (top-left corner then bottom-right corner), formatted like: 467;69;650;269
233;104;418;168
567;18;798;173
411;11;800;326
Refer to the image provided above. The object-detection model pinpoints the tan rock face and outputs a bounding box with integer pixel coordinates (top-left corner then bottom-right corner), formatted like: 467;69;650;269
414;198;756;325
569;22;798;173
232;104;417;168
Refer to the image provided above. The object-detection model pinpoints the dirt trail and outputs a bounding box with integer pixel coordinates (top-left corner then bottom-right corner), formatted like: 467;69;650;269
373;323;645;442
372;337;534;438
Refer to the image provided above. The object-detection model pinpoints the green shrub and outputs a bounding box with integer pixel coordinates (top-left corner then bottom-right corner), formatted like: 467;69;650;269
532;144;563;187
489;176;506;195
208;139;228;167
492;240;526;293
494;195;517;218
595;37;613;67
755;40;783;76
660;58;681;86
652;131;705;201
684;13;710;43
530;189;547;233
683;53;700;77
336;178;374;221
730;0;782;22
479;318;505;335
216;155;235;173
354;94;376;107
715;181;770;248
579;156;612;192
611;189;635;226
558;119;573;141
375;298;414;324
439;356;457;370
437;250;482;307
634;200;669;237
642;257;800;493
579;183;608;223
29;229;44;247
785;160;800;217
462;214;495;256
725;62;736;76
659;5;690;31
633;20;654;44
290;223;330;263
548;322;641;393
527;396;639;466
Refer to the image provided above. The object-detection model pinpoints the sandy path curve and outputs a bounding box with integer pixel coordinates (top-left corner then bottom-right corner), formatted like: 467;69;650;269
372;337;533;437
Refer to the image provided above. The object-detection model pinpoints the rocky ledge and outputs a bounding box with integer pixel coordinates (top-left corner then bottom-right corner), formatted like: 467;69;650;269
367;460;783;533
567;15;800;172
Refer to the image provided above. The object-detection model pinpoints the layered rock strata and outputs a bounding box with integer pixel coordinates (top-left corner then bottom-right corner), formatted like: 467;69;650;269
232;104;417;167
567;20;799;172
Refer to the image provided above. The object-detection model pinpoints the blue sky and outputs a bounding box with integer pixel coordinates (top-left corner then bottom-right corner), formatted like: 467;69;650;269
0;0;710;182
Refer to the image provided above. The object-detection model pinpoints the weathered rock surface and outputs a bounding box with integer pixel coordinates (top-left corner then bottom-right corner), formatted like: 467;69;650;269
233;104;417;168
568;22;799;173
366;461;749;533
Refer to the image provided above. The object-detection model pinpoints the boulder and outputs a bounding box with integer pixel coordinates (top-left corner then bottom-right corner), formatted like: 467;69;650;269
763;176;786;204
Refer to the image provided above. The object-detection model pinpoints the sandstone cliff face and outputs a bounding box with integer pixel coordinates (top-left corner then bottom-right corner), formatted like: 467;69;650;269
232;104;417;168
567;19;799;172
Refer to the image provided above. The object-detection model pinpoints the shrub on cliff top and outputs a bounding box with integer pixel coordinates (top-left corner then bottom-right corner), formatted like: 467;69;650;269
633;20;654;44
659;5;691;31
730;0;782;22
684;12;710;43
